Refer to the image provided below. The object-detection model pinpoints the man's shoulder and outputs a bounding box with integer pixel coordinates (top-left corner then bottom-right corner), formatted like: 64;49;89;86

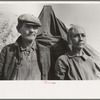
1;43;17;53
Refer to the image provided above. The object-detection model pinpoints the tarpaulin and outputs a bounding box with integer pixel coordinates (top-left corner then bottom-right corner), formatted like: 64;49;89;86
37;6;70;58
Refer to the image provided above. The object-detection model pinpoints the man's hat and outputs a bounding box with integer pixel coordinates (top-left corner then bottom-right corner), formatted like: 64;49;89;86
18;14;41;27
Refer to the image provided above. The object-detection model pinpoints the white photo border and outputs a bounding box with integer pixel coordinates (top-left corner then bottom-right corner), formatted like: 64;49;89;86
0;1;100;99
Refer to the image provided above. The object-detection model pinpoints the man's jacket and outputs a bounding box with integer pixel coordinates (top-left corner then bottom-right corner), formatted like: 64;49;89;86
0;36;51;80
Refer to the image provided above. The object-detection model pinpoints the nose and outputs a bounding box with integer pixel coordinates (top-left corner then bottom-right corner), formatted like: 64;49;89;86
79;35;83;41
29;27;34;32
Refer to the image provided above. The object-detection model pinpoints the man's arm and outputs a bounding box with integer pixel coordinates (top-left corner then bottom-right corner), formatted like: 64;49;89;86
0;47;6;79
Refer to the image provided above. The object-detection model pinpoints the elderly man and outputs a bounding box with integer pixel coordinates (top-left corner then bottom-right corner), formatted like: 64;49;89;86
0;14;50;80
55;24;100;80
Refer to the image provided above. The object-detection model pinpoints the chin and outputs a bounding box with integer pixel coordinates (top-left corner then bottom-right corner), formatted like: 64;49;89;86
78;45;85;49
25;37;36;42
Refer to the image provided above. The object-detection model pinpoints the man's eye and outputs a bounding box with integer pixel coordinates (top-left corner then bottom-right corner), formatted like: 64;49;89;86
32;26;38;30
25;24;30;28
25;24;38;30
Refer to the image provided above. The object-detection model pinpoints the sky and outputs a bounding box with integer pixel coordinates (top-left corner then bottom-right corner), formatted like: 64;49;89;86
0;1;100;53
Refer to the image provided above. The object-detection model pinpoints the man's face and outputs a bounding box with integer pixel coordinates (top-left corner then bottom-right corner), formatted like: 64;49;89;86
19;23;39;41
70;29;87;49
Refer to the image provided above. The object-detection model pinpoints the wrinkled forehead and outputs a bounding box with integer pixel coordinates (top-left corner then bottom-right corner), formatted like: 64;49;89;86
72;26;85;34
68;25;86;38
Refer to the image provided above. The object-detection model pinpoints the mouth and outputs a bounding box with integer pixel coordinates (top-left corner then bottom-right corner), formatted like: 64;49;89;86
78;42;85;46
78;44;85;48
27;33;36;37
79;41;84;44
79;43;84;45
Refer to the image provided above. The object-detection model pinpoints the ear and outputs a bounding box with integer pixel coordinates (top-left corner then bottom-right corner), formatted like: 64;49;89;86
67;36;73;51
16;26;19;33
68;34;72;44
16;26;21;34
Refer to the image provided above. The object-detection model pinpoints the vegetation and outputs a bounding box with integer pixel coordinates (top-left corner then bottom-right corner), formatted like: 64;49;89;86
0;13;20;51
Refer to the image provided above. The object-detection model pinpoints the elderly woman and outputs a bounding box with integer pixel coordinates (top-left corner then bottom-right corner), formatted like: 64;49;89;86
55;24;100;80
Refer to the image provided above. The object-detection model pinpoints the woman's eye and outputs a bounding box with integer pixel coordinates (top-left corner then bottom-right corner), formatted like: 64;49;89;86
82;34;86;37
73;35;78;38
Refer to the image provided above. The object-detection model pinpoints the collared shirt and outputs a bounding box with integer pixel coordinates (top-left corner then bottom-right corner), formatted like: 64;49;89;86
14;41;41;80
55;51;100;80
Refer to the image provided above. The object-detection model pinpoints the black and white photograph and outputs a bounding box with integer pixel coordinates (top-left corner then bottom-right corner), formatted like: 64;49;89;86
0;1;100;99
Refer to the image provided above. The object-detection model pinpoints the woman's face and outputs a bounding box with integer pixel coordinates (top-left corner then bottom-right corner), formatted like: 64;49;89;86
69;27;87;49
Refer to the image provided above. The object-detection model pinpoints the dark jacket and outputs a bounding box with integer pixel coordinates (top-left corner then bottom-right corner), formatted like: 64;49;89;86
0;36;51;80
